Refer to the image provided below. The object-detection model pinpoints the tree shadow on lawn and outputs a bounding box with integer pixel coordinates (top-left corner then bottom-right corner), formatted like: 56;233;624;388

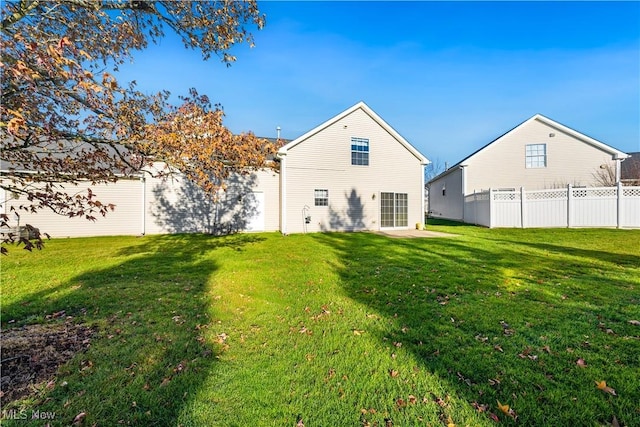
312;232;640;426
1;233;263;426
487;238;640;269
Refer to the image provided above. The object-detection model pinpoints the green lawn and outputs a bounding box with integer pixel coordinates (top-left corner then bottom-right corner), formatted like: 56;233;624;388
2;225;639;426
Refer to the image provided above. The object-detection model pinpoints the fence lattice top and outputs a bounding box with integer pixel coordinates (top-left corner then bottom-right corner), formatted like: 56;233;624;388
573;188;617;198
624;188;640;197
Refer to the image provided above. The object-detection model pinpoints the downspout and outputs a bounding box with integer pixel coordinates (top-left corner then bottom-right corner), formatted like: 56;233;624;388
140;174;146;235
421;162;426;225
460;165;467;222
615;158;623;185
278;152;287;234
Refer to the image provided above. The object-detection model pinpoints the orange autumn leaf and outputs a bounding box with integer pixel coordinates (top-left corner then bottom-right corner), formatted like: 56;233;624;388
497;400;517;419
595;381;617;395
497;400;510;415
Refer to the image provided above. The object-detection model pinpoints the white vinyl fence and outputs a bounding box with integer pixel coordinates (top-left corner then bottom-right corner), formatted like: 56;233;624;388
464;184;640;228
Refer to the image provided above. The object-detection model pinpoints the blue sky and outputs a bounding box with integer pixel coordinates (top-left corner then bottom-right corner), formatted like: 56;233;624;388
119;1;640;166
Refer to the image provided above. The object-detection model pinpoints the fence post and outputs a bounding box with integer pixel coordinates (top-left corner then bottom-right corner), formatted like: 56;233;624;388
489;188;493;228
473;190;478;226
567;184;572;228
140;175;146;236
617;181;622;229
520;187;526;228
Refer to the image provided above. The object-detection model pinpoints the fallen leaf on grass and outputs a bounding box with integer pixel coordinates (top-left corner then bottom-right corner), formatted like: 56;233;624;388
489;412;500;422
475;334;489;343
628;320;640;326
518;346;538;360
352;329;364;336
447;416;456;427
299;326;312;335
389;369;399;378
497;400;517;419
434;396;447;407
471;401;488;412
595;381;617;396
457;371;472;386
173;360;187;374
576;358;587;368
72;412;86;425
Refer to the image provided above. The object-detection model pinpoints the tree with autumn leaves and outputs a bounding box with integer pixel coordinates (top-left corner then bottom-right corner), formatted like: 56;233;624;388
1;0;276;252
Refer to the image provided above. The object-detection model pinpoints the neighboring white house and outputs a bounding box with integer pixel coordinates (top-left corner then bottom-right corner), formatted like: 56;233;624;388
1;102;429;237
428;114;630;221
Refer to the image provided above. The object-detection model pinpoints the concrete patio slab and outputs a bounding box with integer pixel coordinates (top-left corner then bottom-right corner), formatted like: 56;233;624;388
374;229;459;238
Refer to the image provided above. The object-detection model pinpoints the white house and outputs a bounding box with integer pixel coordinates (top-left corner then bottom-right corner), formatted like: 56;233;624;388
277;101;429;234
428;114;630;221
2;102;429;237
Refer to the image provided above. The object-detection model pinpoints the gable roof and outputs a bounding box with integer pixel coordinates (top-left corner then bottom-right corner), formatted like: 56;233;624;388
428;113;630;183
277;101;429;165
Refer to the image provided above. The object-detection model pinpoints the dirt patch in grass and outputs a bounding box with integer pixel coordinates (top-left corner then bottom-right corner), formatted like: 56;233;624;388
1;321;95;403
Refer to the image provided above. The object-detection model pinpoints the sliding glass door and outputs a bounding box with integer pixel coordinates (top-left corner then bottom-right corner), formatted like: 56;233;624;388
381;192;408;228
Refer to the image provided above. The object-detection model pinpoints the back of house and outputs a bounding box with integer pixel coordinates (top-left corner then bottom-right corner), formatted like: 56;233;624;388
278;102;429;234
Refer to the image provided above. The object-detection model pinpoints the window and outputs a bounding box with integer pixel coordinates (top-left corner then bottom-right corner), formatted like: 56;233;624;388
351;137;369;166
526;144;547;168
314;189;328;206
381;192;408;227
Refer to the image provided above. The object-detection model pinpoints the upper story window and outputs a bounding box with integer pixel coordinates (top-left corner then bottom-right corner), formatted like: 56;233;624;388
351;137;369;166
525;144;547;168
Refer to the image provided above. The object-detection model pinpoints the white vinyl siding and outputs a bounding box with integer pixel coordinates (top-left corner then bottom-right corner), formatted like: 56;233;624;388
465;118;618;192
2;179;143;238
428;167;464;220
1;167;281;238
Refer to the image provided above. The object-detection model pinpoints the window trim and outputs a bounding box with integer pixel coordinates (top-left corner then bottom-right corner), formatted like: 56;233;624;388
314;189;328;206
525;143;547;169
351;137;369;166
